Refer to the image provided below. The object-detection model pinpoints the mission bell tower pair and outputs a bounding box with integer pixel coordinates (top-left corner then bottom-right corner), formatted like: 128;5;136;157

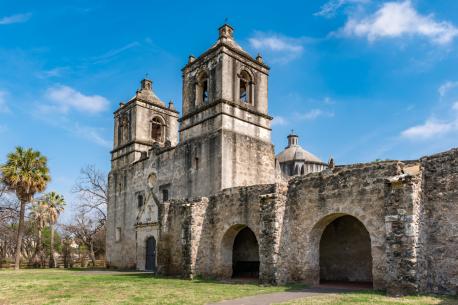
111;24;275;198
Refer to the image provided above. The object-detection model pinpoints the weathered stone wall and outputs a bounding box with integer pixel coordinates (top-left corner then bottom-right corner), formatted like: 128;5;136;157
108;147;458;297
419;149;458;295
156;184;276;279
221;130;275;190
276;163;401;289
383;163;423;296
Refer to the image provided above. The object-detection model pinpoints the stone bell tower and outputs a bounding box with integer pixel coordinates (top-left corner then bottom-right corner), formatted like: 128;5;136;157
111;78;179;169
179;24;275;195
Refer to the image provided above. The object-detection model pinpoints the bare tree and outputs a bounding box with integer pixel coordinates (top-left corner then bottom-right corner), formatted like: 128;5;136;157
63;213;105;267
0;182;19;268
72;165;108;221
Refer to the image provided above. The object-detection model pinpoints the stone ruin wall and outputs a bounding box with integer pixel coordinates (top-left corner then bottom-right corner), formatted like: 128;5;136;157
155;149;458;296
157;184;276;278
107;148;457;296
419;149;458;294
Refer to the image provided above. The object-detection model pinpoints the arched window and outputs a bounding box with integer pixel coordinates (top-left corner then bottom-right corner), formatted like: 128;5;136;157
239;70;252;104
196;72;209;105
151;116;165;143
118;113;130;145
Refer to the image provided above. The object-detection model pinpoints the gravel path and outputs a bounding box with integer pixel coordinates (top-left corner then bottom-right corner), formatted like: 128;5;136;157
206;287;358;305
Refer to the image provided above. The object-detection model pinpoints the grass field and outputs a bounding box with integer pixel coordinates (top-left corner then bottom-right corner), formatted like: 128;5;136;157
0;269;292;305
278;290;458;305
0;269;456;305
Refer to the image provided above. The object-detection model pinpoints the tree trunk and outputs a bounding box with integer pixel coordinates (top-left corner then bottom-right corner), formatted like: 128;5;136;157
89;241;96;267
0;240;5;269
14;200;26;270
30;228;43;267
49;224;55;268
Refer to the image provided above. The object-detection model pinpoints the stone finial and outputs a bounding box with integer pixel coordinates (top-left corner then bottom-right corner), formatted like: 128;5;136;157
218;23;234;39
188;55;196;64
119;102;125;108
141;78;152;91
256;53;263;64
328;157;335;169
168;100;176;110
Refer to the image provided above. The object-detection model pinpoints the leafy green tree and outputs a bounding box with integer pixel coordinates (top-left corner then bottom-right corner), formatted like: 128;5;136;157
42;192;65;268
42;226;62;255
0;147;50;270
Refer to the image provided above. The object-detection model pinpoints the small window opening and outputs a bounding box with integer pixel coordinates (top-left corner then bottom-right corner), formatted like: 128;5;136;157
137;194;144;208
162;189;169;202
202;80;208;103
196;72;209;105
240;79;248;103
239;71;252;104
194;157;199;170
151;117;163;142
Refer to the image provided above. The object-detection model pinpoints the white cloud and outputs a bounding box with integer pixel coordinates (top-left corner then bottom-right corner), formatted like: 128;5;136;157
315;0;369;18
297;109;335;120
341;1;458;45
439;81;458;97
43;85;109;114
36;67;68;79
248;33;305;63
402;81;458;140
92;42;140;64
401;120;457;139
0;13;31;25
72;124;111;148
272;116;287;126
0;90;10;113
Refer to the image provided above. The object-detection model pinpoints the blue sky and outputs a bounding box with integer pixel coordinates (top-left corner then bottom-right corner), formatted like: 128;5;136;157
1;0;458;220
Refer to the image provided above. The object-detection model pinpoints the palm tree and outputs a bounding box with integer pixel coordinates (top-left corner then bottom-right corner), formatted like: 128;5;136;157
43;192;65;268
0;147;50;270
29;201;49;267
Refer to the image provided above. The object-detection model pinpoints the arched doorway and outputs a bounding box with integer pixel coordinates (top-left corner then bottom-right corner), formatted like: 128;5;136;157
232;227;259;278
319;215;372;286
145;236;156;271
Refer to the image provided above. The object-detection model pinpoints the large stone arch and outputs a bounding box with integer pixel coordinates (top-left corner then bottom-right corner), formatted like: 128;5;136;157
307;213;376;287
217;224;260;279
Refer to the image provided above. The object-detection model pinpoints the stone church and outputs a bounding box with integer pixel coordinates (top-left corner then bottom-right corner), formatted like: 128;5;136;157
106;24;458;296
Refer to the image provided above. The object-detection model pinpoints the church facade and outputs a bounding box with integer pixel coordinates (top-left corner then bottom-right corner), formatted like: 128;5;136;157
106;24;458;296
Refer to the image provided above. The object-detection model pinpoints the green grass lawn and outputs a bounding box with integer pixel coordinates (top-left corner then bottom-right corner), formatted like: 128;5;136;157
278;290;458;305
0;269;456;305
0;269;293;305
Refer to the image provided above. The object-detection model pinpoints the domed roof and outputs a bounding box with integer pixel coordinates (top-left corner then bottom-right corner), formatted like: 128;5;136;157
276;132;324;164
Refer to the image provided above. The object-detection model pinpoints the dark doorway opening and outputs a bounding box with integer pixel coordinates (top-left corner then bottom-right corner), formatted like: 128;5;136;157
145;236;156;272
232;227;259;278
319;215;373;287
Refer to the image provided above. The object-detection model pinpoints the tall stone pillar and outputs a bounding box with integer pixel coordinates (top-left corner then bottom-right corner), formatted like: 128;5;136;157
384;166;422;296
259;183;287;284
180;198;208;279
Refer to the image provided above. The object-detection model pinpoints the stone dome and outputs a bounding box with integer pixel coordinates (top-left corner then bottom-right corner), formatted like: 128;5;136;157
276;132;327;178
276;133;323;164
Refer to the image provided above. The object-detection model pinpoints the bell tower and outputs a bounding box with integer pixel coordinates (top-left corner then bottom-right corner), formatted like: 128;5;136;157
111;78;179;169
179;24;275;194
